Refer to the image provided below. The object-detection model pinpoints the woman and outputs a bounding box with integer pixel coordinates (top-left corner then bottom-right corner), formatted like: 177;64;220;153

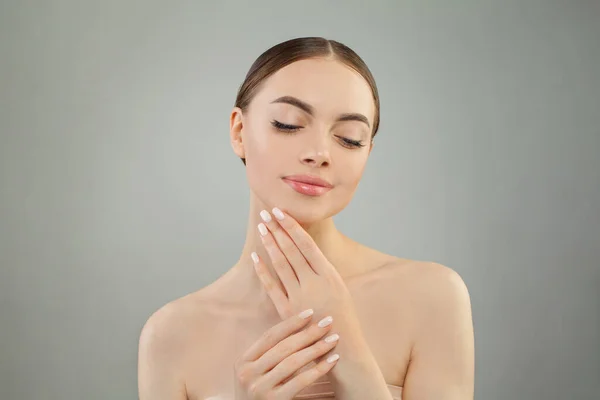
138;37;475;400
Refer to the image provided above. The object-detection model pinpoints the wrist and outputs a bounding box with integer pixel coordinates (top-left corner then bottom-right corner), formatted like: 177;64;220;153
333;320;372;362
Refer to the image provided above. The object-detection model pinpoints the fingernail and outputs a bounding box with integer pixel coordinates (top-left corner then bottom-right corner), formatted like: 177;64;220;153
251;252;259;264
324;333;339;343
298;308;314;319
318;316;333;328
258;223;268;236
272;207;284;220
327;353;340;363
260;210;271;223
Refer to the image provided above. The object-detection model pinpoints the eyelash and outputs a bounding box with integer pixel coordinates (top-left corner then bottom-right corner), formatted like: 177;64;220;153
270;120;366;149
271;120;301;132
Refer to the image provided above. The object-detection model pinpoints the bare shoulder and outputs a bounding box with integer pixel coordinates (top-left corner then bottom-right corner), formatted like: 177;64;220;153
381;261;475;396
395;259;469;293
139;292;203;352
346;236;471;306
382;257;471;311
352;244;472;326
137;291;208;399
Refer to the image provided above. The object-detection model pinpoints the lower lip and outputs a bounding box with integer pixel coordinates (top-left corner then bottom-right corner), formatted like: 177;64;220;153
282;178;332;196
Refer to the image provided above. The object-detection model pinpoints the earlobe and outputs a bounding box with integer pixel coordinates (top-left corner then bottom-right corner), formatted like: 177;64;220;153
229;107;245;159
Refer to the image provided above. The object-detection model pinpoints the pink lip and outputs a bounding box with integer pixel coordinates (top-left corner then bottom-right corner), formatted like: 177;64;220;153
282;175;333;196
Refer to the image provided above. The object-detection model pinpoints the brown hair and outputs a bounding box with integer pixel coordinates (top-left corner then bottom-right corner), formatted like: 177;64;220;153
234;36;380;165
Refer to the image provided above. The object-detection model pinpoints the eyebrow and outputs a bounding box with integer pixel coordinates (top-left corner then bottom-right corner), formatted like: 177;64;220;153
270;95;371;128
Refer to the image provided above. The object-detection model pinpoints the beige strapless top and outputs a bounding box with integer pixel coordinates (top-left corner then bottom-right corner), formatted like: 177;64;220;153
294;380;402;399
204;382;402;400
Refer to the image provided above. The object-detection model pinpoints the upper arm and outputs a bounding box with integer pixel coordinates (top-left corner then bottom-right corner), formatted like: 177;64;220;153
403;263;475;400
138;305;188;400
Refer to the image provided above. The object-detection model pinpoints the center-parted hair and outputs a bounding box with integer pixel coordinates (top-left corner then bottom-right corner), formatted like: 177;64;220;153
234;37;380;165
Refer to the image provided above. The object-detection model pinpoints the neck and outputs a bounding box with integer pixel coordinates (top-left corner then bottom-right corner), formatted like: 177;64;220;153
227;194;355;312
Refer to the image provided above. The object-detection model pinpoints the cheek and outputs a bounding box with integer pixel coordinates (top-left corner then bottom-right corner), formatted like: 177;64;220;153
244;128;286;185
245;121;285;157
335;153;368;186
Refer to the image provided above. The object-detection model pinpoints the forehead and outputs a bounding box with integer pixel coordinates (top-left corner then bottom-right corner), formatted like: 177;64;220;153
252;58;375;119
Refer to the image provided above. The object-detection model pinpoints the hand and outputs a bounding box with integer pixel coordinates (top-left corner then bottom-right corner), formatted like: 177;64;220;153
234;309;341;400
252;207;355;322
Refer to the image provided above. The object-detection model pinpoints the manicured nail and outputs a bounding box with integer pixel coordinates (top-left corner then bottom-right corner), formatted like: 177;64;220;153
251;252;259;264
324;333;339;343
318;316;333;328
298;308;314;319
260;210;271;223
258;223;268;236
272;207;284;221
327;353;340;363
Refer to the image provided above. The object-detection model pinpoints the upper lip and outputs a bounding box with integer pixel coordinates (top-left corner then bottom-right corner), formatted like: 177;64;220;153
283;174;333;188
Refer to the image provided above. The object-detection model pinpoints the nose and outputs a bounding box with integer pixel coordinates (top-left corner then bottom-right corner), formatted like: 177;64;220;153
298;128;332;167
299;147;331;168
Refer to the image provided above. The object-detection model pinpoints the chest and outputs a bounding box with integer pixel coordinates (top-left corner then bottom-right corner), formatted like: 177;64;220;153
186;283;412;400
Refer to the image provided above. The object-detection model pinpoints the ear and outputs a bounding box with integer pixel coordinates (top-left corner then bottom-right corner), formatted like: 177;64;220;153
229;107;245;159
368;139;374;155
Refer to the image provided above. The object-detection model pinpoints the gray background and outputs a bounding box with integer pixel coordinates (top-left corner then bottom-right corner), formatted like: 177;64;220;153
1;1;598;399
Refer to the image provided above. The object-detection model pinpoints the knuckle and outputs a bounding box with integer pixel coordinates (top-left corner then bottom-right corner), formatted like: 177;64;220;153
236;366;253;386
283;353;302;370
277;342;293;356
261;329;274;343
314;361;327;374
296;240;310;252
272;259;288;270
280;241;295;254
262;277;276;292
295;236;312;251
308;344;321;358
247;381;260;397
273;258;286;272
290;226;303;237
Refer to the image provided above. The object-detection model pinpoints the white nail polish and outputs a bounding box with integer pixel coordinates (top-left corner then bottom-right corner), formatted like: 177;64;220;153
251;252;259;264
272;207;284;220
318;316;333;328
327;353;340;363
324;333;339;343
260;210;271;223
258;223;268;236
298;308;314;319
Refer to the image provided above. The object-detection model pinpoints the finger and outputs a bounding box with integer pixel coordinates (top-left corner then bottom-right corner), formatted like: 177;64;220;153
257;325;339;391
260;209;314;281
258;222;301;293
240;309;314;362
251;252;289;318
271;207;328;275
253;315;335;375
273;351;340;399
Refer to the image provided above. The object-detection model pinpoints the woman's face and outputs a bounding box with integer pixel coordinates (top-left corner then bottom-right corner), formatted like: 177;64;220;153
230;58;376;224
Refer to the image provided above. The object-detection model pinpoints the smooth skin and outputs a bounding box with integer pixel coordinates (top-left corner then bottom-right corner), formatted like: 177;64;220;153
138;58;475;399
234;310;340;399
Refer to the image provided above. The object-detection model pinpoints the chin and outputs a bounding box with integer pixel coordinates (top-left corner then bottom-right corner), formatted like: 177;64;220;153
283;206;330;226
252;179;352;225
272;194;349;226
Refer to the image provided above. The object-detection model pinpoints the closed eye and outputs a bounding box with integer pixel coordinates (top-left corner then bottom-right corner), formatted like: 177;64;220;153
336;136;366;149
271;120;365;149
271;120;302;133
